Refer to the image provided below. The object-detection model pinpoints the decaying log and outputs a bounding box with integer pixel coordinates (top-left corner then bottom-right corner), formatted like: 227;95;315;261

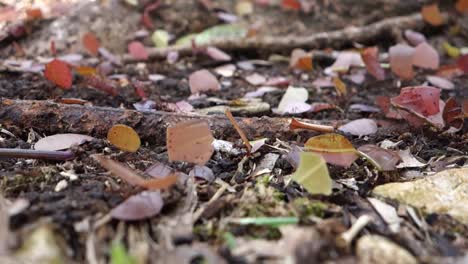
123;13;433;62
0;98;337;145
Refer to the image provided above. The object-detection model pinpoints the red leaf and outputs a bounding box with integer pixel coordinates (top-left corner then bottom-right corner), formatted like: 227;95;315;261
361;47;385;80
391;86;440;117
281;0;301;10
128;41;148;60
412;42;439;69
442;97;464;130
457;54;468;73
44;59;72;89
133;81;148;100
82;32;100;56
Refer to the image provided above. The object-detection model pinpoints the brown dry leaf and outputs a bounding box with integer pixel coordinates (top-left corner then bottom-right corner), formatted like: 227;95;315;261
332;76;347;96
442;97;464;130
167;120;214;165
107;124;141;152
421;4;444;26
358;144;400;171
225;109;252;153
389;44;414;80
35;134;94;151
289;49;313;71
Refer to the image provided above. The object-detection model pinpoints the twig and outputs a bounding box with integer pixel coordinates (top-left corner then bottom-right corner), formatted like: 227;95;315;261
123;13;431;62
0;148;74;160
336;214;373;248
290;118;335;133
225;109;252;154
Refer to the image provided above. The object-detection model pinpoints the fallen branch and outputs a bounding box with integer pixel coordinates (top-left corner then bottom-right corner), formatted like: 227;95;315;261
0;98;337;145
123;13;431;62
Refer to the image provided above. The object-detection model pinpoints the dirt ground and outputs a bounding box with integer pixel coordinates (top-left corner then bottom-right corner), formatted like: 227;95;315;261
0;0;467;263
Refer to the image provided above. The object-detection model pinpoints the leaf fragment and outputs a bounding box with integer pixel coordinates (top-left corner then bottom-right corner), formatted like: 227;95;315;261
389;44;414;80
44;59;72;89
189;69;220;94
128;41;148;60
361;47;385;80
421;4;444;26
82;32;100;56
110;191;163;221
35;134;94;151
358;144;400;171
304;133;358;167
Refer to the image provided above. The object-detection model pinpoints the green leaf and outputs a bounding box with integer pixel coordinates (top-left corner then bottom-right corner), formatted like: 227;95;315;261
230;217;299;227
151;30;170;48
292;152;332;195
223;232;237;249
175;24;247;46
110;241;136;264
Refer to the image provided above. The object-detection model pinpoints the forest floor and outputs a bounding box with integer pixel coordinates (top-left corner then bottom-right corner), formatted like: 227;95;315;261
0;0;467;263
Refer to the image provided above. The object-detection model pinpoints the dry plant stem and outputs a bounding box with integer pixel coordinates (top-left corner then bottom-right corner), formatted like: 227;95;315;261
193;184;227;222
0;148;75;160
0;98;337;145
123;13;431;62
225;109;252;154
290;118;335;133
336;214;373;248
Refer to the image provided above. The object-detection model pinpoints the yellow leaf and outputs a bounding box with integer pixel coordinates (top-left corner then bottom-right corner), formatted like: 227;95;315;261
107;124;141;152
333;76;347;96
292;152;332;195
442;42;461;58
75;66;97;76
304;133;356;153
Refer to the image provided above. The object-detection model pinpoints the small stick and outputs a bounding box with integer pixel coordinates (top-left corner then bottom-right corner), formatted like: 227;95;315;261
0;148;75;161
336;214;373;248
290;118;335;133
225;109;252;154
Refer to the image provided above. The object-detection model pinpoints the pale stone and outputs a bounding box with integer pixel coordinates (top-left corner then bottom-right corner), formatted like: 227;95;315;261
357;235;417;264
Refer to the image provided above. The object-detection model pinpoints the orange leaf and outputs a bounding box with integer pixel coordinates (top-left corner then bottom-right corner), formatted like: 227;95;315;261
107;124;141;152
456;0;468;13
82;32;100;56
332;76;347;96
140;174;178;190
74;66;97;76
421;4;444;26
290;49;313;71
281;0;301;10
26;8;42;20
225;109;252;153
44;59;72;89
167;120;214;165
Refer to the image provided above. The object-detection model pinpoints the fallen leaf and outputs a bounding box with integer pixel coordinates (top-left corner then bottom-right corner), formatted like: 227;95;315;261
326;51;364;73
290;49;313;71
35;134;94;151
358;144;400;171
74;66;97;76
107;124;141;152
244;86;279;98
396;149;426;168
456;0;468;13
426;75;454;90
189;165;215;182
128;41;148;60
281;0;301;10
290;118;335;133
111;191;163;221
361;47;385;80
304;133;358;167
245;73;267;86
442;97;464;130
26;8;42;20
141;0;161;29
189;69;220;94
275;86;309;114
376;96;402;119
349;104;380;113
250;138;268;153
225;109;252;153
436;64;463;79
84;75;117;96
442;42;461;58
151;29;170;47
389;44;414;80
457;54;468;73
404;30;426;46
391;86;440;117
214;64;236;77
421;4;444;26
338;119;378;136
145;161;173;178
312;77;334;88
332;76;347;96
110;241;136;264
205;46;232;61
44;59;72;89
291;152;332;195
412;42;439;69
82;32;100;56
167;120;214;165
235;0;254;16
